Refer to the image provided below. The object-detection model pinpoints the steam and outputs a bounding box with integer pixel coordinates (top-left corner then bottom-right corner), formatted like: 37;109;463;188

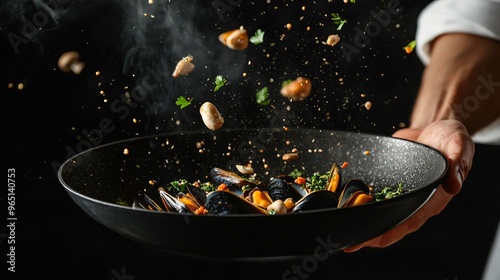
118;0;248;132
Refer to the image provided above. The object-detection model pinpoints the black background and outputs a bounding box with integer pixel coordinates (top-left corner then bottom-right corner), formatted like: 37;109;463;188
1;0;500;279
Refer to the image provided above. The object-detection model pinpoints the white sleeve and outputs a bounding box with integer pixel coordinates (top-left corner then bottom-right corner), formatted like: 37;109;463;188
416;0;500;64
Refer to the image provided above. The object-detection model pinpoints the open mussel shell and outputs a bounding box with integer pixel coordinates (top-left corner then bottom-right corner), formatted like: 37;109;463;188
210;167;262;195
292;190;339;213
132;193;164;211
159;189;191;214
326;162;341;194
185;184;207;206
338;179;372;208
205;191;267;215
246;187;273;209
267;176;306;202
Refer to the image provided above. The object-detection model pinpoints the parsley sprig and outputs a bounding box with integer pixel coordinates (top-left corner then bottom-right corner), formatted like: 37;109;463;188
256;87;270;106
250;29;265;45
331;13;347;30
175;96;193;109
373;183;404;201
306;171;331;192
214;75;227;92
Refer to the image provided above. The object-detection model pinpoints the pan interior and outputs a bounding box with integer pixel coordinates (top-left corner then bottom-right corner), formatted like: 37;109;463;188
59;128;447;208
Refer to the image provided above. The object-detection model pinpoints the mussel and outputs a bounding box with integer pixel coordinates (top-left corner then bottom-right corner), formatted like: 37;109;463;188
326;163;341;193
267;176;306;202
210;167;262;195
159;188;191;214
132;162;379;216
132;193;164;211
205;190;267;215
292;190;340;213
246;187;273;209
337;179;373;208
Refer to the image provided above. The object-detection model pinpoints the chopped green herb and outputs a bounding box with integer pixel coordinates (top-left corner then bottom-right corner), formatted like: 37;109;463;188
166;179;190;194
306;171;331;192
288;168;305;178
349;0;356;3
250;29;265;45
214;75;227;92
175;96;193;109
256;86;270;106
268;209;277;215
199;182;215;193
331;13;347;30
373;183;404;201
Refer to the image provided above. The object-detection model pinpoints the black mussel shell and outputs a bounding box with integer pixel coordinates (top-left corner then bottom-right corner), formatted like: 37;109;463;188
186;184;207;206
326;163;342;194
132;193;164;211
338;179;371;208
209;167;262;195
267;177;306;202
292;190;339;213
159;189;191;214
205;191;267;215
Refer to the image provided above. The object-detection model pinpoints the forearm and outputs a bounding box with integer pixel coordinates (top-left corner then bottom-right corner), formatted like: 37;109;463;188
410;33;500;135
411;0;500;136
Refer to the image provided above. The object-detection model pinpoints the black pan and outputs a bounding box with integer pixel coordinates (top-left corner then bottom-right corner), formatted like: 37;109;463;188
58;128;447;259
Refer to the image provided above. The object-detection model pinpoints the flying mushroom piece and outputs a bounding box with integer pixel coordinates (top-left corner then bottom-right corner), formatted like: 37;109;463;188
172;55;195;78
200;102;224;130
281;77;312;101
219;26;249;50
323;34;341;46
58;51;85;74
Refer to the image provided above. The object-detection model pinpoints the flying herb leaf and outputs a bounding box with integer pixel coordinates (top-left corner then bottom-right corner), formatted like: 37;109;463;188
331;13;347;30
250;29;265;45
175;96;193;109
256;86;270;106
214;75;227;92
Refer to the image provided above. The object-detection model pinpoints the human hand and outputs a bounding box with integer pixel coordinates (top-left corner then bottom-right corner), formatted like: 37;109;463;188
344;120;474;252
